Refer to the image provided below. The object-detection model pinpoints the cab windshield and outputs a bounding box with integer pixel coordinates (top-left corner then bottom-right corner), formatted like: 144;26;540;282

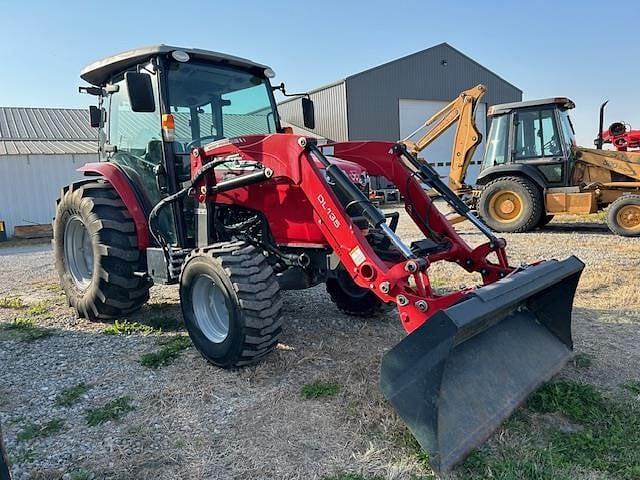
166;61;277;152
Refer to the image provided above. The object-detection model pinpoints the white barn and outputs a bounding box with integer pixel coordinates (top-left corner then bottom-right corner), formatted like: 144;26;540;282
0;107;97;237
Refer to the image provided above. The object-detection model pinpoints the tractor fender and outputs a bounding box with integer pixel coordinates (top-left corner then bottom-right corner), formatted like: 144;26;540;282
476;164;547;192
77;162;151;249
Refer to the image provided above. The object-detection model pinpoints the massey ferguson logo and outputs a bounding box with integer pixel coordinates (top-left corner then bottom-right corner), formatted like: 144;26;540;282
317;194;341;229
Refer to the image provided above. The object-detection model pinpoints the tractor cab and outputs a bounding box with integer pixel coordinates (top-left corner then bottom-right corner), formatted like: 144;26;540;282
479;97;577;187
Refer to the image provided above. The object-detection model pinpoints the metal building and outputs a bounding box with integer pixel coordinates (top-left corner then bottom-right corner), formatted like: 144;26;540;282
278;43;522;185
0;107;97;237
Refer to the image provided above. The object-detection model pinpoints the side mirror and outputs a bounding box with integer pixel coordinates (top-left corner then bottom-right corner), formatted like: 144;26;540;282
302;97;315;130
125;72;155;112
89;106;102;128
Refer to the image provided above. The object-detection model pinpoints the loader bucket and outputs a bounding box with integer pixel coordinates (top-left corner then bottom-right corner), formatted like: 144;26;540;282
380;256;584;474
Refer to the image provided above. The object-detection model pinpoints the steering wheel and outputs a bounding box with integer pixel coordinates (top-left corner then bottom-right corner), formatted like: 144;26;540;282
187;136;219;150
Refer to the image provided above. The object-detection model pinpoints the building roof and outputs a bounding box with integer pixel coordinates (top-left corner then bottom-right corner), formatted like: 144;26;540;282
81;45;271;86
0;107;97;155
279;42;521;107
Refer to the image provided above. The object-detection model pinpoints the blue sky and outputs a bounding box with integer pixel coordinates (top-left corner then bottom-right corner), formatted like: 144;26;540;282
1;0;638;146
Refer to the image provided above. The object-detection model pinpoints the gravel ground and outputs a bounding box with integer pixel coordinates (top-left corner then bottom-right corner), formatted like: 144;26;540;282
0;209;639;480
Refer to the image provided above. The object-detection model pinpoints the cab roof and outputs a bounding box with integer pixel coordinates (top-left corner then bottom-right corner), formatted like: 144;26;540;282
80;45;271;86
488;97;575;116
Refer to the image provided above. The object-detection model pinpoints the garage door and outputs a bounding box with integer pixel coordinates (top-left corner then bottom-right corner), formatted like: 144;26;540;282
399;99;487;184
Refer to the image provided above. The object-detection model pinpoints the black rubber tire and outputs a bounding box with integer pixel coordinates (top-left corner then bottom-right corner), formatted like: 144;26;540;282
606;194;640;237
538;214;555;228
179;241;282;368
53;181;150;320
477;176;543;233
326;267;389;317
0;421;10;480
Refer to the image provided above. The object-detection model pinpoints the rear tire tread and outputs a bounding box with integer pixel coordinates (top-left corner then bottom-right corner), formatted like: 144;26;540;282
54;180;150;320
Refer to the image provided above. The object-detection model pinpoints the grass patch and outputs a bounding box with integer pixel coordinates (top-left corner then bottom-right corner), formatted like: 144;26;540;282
0;296;24;309
401;429;430;468
103;320;156;336
26;301;50;317
144;315;183;331
322;474;384;480
461;381;640;479
300;381;340;399
622;381;640;395
55;382;92;407
17;418;65;442
139;335;192;368
572;352;593;369
69;469;92;480
0;316;55;341
86;396;135;426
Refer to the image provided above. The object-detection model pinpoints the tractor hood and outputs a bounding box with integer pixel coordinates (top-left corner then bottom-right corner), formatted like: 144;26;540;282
324;156;368;187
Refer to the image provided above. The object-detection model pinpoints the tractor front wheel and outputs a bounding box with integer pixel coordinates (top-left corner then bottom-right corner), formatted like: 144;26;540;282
478;177;543;233
179;241;282;368
606;195;640;237
53;181;150;320
326;266;390;317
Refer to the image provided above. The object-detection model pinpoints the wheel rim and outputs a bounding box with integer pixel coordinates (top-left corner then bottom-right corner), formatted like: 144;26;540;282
616;204;640;231
63;216;94;290
488;190;523;223
191;274;230;343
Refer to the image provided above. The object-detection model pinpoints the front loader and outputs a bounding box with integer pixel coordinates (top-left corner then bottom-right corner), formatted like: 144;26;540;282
54;45;584;474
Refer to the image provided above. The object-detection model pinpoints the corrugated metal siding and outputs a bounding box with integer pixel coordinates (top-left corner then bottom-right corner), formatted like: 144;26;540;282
345;43;522;141
0;140;96;155
0;154;95;236
278;82;348;141
0;107;96;141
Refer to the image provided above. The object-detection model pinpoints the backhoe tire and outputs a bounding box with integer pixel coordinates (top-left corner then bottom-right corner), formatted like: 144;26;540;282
606;195;640;237
478;177;543;233
53;181;150;320
326;267;390;317
179;241;282;368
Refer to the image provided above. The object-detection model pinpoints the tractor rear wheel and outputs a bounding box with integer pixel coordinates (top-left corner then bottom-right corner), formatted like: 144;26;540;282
53;181;150;320
326;266;390;317
606;195;640;236
478;177;543;233
179;241;282;368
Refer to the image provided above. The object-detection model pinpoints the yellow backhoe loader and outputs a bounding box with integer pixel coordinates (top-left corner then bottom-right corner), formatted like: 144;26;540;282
404;87;640;236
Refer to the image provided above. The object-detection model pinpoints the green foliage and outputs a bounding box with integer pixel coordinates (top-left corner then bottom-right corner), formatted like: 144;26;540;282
86;396;135;426
55;382;92;407
17;418;65;442
527;381;605;423
300;381;340;399
622;381;640;395
322;474;384;480
572;352;593;369
103;320;156;336
462;381;640;480
69;469;92;480
139;335;192;368
0;296;24;309
26;301;50;316
0;316;55;341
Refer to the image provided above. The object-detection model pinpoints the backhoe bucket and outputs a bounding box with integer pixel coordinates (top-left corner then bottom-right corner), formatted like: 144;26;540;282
381;256;584;474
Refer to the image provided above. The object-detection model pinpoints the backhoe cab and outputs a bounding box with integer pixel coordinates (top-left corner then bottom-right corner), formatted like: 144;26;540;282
54;46;585;474
474;97;640;236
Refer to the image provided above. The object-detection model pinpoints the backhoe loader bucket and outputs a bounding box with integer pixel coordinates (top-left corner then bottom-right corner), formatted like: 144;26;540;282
381;256;584;474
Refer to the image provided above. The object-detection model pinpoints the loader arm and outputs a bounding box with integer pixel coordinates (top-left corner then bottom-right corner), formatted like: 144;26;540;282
193;134;584;474
574;146;640;183
401;84;486;192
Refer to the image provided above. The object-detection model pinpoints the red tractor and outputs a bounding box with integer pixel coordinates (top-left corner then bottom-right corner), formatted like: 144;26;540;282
55;45;584;473
596;100;640;151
